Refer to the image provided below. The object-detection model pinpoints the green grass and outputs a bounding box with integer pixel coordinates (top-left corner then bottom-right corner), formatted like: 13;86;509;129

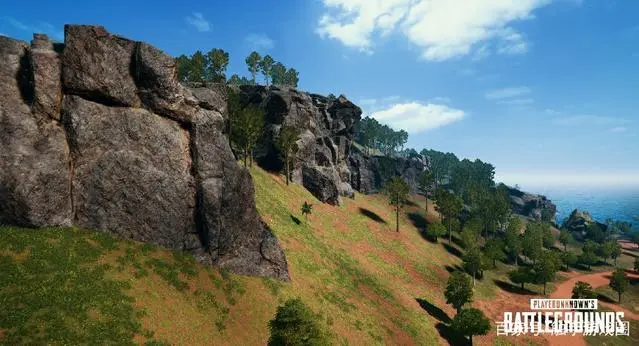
594;281;639;314
585;311;639;346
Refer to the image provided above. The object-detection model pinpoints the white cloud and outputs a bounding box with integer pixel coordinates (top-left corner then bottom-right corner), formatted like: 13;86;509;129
316;0;551;61
2;17;63;40
359;98;378;105
553;115;631;126
370;102;465;133
472;44;491;61
485;87;531;100
496;98;534;106
185;12;211;32
610;127;628;133
431;96;451;104
245;33;275;50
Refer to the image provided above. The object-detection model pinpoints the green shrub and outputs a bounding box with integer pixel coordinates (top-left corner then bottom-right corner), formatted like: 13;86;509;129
268;298;330;345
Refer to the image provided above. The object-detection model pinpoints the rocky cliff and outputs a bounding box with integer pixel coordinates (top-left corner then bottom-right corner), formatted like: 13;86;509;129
0;26;288;280
348;146;430;194
220;86;362;205
562;209;608;239
505;186;557;222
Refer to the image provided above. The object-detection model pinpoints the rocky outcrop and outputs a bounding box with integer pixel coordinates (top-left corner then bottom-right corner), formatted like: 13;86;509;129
348;146;430;194
562;209;607;239
0;26;288;280
214;86;361;205
505;186;557;222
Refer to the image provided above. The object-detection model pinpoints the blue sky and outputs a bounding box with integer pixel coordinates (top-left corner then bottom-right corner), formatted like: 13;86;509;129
2;0;638;188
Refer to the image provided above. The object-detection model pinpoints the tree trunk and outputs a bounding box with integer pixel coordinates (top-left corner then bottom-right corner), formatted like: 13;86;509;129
472;272;475;286
249;148;253;168
285;154;290;186
521;282;524;290
396;205;400;232
614;257;617;266
469;335;473;346
543;282;547;296
619;292;622;303
448;219;452;245
564;243;567;252
243;148;248;167
425;199;428;215
515;254;518;267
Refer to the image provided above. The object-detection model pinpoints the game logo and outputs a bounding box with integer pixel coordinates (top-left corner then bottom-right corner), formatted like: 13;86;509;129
496;299;630;337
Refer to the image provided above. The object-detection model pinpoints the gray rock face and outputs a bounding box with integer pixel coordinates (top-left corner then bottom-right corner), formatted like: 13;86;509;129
348;146;430;194
562;209;607;239
0;26;288;281
207;86;362;205
0;35;72;227
506;186;557;222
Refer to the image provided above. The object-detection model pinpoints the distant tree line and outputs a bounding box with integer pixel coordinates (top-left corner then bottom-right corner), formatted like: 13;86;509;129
355;116;408;156
176;49;298;87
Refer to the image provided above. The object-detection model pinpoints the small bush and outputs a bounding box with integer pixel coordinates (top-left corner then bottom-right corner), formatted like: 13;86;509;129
268;298;330;346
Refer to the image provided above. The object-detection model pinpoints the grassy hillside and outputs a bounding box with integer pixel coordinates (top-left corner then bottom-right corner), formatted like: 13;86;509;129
1;165;544;345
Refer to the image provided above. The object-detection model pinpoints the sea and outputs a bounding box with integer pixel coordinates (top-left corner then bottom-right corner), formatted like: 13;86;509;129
518;185;639;226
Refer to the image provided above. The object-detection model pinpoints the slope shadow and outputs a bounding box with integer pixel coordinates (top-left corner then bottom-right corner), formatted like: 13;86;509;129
290;215;301;225
415;298;452;324
444;264;464;273
596;293;616;304
359;208;386;224
443;243;464;259
405;199;420;208
623;251;638;259
436;323;470;346
494;279;536;296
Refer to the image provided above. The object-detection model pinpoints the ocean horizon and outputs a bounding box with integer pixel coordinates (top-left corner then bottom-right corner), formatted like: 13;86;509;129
516;184;639;226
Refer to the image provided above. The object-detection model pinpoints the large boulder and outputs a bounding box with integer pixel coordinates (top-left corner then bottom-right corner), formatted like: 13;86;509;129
506;186;557;222
0;26;288;281
0;35;72;227
562;209;607;239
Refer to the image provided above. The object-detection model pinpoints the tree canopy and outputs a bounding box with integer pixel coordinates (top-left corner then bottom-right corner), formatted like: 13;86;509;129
176;48;229;83
355;117;408;156
268;298;329;346
444;271;473;313
385;177;410;232
450;308;491;346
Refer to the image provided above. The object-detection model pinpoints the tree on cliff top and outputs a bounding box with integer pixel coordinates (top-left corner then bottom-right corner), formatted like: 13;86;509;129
260;55;274;86
246;51;262;84
385;176;410;233
205;48;229;82
276;126;300;186
176;48;229;83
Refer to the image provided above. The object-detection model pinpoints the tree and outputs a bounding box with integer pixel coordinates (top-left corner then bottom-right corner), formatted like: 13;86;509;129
559;229;573;252
461;225;481;251
268;298;329;346
205;48;229;82
301;201;312;223
260;55;275;85
284;68;299;88
483;238;505;268
571;281;596;299
597;240;616;265
450;308;491;346
418;171;435;214
560;251;578;270
632;232;639;249
534;251;559;296
227;74;242;85
522;224;543;264
276;126;300;186
245;51;262;84
463;247;483;286
611;243;622;266
609;267;629;303
385;177;410;233
444;271;473;314
505;217;523;265
433;188;463;244
578;250;598;270
427;222;447;243
176;54;191;82
271;62;287;85
230;106;264;167
509;267;533;290
586;223;605;243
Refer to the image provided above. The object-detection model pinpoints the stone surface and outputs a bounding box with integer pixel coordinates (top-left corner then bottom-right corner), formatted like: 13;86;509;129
506;186;557;222
61;95;196;248
62;25;140;107
0;26;289;281
210;85;362;204
562;209;607;238
348;146;430;194
0;35;72;227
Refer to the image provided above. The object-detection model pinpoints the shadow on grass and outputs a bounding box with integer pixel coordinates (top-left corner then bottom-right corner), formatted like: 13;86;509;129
435;323;470;346
444;264;464;273
405;199;420;208
290;215;301;225
415;298;451;324
359;208;386;224
450;233;464;249
443;243;464;259
597;293;616;304
623;251;638;259
493;279;537;296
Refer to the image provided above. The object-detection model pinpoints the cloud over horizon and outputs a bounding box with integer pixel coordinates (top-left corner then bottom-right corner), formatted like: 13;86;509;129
316;0;552;61
245;33;275;50
369;101;466;133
